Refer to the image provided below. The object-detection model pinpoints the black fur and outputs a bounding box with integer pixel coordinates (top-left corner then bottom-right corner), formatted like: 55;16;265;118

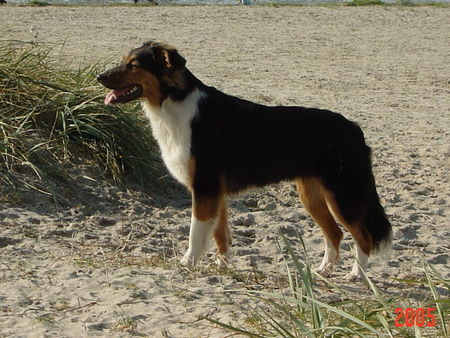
189;83;392;251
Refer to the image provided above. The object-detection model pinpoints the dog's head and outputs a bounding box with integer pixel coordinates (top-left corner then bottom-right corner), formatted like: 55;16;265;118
97;41;188;107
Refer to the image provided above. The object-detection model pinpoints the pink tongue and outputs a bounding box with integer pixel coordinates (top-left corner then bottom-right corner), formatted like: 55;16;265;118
104;86;134;105
104;91;116;105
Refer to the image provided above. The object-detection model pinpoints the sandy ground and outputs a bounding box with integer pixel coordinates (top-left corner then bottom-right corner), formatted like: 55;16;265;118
1;5;449;337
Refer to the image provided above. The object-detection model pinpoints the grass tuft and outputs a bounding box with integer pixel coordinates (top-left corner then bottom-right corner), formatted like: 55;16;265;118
0;41;164;194
346;0;385;6
27;0;50;6
204;232;450;337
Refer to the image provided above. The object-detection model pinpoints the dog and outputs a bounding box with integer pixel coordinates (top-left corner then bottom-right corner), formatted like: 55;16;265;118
97;41;392;281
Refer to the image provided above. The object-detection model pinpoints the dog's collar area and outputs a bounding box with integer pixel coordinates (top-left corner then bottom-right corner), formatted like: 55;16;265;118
104;84;143;105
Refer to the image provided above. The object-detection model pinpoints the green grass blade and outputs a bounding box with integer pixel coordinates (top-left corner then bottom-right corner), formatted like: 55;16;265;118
250;290;385;336
421;259;448;336
199;315;265;338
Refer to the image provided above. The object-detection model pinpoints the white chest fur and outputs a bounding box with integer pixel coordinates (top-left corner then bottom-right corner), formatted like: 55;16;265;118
141;89;204;187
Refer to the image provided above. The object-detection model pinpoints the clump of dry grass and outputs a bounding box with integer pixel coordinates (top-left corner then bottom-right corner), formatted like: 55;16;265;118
0;41;163;192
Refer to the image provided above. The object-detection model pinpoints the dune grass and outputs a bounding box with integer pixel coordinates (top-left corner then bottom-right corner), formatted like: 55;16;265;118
0;41;164;193
27;0;50;6
204;233;449;337
346;0;385;6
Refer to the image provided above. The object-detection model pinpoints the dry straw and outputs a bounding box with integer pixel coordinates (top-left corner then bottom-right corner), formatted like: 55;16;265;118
0;41;163;192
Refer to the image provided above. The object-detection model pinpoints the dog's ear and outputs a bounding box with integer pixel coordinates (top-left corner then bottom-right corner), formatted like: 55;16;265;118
161;49;186;70
141;42;186;70
142;40;156;47
158;48;186;70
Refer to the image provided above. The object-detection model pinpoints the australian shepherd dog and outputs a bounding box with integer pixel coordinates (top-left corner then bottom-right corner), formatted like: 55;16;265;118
97;41;392;281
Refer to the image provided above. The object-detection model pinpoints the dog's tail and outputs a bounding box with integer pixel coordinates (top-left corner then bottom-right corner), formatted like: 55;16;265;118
364;185;393;256
324;122;392;256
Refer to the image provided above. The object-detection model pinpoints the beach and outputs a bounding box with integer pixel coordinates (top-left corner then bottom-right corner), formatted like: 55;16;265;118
1;5;449;336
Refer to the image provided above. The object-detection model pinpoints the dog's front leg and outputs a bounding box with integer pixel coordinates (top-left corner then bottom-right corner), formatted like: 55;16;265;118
180;194;221;267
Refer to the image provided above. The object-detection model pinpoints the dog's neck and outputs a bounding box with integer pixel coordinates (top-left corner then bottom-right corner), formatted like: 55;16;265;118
141;87;204;120
140;88;205;187
141;67;205;115
163;68;204;104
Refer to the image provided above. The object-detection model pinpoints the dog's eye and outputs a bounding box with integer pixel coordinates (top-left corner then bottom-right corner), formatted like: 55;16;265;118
127;63;138;70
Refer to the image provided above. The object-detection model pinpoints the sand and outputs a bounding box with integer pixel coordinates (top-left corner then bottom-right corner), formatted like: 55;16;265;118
1;5;449;337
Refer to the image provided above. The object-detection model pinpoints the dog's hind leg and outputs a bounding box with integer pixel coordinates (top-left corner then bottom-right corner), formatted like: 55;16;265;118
322;190;372;281
213;198;232;268
296;177;343;277
181;194;222;267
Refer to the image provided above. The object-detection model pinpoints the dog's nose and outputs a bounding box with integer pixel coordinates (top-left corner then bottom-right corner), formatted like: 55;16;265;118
96;73;105;83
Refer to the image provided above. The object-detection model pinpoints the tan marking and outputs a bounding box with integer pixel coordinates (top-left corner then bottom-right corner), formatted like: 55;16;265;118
213;199;232;256
187;156;196;191
193;195;220;222
296;177;343;257
161;49;172;68
138;71;164;107
322;188;373;256
123;54;137;63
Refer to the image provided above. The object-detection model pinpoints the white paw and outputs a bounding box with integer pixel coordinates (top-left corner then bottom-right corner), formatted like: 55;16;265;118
216;253;231;269
315;262;334;277
180;252;196;268
345;271;364;282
